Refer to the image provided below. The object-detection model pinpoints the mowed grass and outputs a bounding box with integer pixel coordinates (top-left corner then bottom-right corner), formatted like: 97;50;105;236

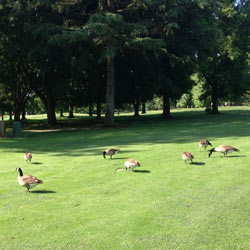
1;107;250;250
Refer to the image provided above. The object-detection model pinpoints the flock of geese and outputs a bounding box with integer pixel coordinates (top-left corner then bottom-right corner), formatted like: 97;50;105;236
16;140;240;193
103;148;141;171
182;140;240;164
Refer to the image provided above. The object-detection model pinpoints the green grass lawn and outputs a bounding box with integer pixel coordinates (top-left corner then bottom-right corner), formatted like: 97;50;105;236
1;107;250;249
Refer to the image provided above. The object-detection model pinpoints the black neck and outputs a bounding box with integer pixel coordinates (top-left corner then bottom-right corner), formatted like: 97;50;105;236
18;168;23;176
208;148;215;157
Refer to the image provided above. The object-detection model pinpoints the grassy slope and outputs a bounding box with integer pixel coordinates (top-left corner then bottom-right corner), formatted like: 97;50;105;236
0;107;250;249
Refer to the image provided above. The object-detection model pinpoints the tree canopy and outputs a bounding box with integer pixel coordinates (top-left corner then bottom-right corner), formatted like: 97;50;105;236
0;0;249;124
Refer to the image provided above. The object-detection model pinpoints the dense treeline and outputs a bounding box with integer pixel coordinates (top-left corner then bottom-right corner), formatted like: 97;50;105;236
0;0;249;125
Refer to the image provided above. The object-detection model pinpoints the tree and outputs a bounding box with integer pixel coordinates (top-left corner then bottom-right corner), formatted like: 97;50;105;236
197;0;250;113
83;0;164;125
0;0;34;121
141;0;218;117
116;49;157;117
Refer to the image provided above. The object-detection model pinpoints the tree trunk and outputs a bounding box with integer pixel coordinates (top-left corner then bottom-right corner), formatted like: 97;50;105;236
14;102;21;121
46;99;57;125
133;99;140;117
211;82;219;113
21;108;27;120
141;102;146;114
60;110;64;117
89;102;93;117
1;111;4;121
44;87;57;125
162;93;171;118
104;0;116;126
68;100;74;118
96;101;102;119
9;109;13;120
105;55;115;126
96;101;101;119
13;79;23;121
40;80;58;125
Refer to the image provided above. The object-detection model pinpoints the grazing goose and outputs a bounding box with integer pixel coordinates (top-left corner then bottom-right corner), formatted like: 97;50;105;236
24;153;32;163
208;145;240;157
103;148;119;159
16;168;43;192
124;159;140;171
199;139;212;150
182;152;194;164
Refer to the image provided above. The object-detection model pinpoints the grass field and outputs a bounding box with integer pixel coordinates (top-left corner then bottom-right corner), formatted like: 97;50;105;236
1;107;250;249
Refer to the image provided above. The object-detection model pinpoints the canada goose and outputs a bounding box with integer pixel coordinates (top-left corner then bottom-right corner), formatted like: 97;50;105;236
24;153;32;163
16;167;43;192
124;159;140;171
103;148;119;159
208;145;240;157
182;152;194;164
199;139;212;150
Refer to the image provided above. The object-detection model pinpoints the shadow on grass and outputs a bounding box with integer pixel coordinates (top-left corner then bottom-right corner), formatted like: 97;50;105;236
1;108;250;158
133;170;151;173
109;157;128;160
192;162;205;166
115;150;142;153
209;155;246;158
31;162;43;165
31;190;56;194
226;155;246;158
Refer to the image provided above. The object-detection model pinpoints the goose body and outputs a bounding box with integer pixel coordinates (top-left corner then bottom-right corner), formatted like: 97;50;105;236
208;145;239;157
16;168;43;192
103;148;119;159
199;140;212;150
24;153;32;163
124;159;140;171
182;152;194;164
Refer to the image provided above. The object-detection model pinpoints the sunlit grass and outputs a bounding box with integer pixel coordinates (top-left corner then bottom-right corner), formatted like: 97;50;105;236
0;107;250;249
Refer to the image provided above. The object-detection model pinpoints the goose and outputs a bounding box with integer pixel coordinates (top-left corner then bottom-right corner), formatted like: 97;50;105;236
24;153;32;163
16;167;43;192
103;148;119;159
208;145;240;157
199;139;212;150
124;159;140;171
182;152;194;164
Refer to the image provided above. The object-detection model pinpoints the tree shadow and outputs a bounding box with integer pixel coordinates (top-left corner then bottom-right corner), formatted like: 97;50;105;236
133;170;151;173
191;162;205;166
30;190;56;194
1;108;250;159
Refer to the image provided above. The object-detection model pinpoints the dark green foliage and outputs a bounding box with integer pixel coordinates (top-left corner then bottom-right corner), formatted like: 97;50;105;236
0;0;249;124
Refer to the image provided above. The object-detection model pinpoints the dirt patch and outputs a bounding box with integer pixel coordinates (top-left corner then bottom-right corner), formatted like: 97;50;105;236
24;127;81;133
